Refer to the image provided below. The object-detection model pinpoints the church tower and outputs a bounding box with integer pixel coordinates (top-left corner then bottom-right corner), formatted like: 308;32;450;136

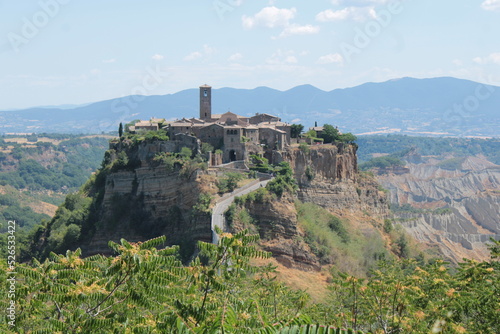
200;84;211;120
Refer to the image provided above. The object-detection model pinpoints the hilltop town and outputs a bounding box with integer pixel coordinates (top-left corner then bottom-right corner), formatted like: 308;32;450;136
128;85;293;163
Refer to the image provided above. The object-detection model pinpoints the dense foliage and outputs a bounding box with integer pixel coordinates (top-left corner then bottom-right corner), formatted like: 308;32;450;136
290;124;304;138
1;231;360;333
2;232;498;333
216;172;245;194
359;156;406;171
0;194;50;231
357;135;500;164
266;162;298;198
0;137;109;191
0;135;110;261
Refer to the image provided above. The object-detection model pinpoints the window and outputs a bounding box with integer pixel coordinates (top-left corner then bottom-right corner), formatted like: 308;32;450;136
204;89;208;97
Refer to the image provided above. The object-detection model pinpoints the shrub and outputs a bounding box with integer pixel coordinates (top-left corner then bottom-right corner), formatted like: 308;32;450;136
192;193;213;215
266;162;297;197
217;172;244;194
201;142;214;154
305;166;315;181
224;203;236;226
179;147;193;160
299;142;310;153
383;219;393;233
112;151;129;170
328;216;350;243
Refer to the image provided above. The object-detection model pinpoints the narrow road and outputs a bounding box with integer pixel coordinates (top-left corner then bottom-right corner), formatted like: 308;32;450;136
211;178;272;244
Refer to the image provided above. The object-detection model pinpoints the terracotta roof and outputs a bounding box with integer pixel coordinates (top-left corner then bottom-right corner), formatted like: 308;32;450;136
201;123;224;128
135;121;158;127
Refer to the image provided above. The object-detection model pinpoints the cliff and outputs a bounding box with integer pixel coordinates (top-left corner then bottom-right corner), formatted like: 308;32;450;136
32;140;391;271
29;138;213;259
228;144;391;272
377;155;500;262
85;139;212;256
239;194;321;271
276;145;389;218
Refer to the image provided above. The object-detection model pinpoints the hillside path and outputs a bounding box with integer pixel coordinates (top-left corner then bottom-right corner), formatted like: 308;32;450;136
211;177;272;244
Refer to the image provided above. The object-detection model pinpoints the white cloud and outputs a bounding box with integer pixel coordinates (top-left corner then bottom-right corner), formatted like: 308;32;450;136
473;53;500;64
183;52;203;61
452;59;463;66
316;8;348;21
203;44;216;55
278;24;320;38
331;0;391;6
481;0;500;11
183;45;216;62
317;53;344;64
242;6;296;29
152;54;164;61
228;53;243;62
266;49;298;65
102;58;116;63
316;7;376;22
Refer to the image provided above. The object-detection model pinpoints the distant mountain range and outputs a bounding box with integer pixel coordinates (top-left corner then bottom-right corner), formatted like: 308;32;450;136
1;77;499;137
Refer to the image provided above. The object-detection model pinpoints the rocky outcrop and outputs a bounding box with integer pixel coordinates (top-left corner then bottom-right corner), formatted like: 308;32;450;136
232;143;390;271
242;195;321;271
81;141;389;268
80;141;211;257
377;155;500;262
276;144;358;184
277;144;390;218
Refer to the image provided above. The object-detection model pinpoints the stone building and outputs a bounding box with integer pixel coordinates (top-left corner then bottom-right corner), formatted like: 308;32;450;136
129;84;291;164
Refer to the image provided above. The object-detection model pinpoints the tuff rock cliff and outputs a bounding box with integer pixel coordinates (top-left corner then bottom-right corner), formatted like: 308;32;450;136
33;140;391;269
276;144;389;217
38;138;214;258
228;144;391;271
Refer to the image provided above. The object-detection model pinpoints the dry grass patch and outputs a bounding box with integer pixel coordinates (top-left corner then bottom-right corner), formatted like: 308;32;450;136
251;257;330;303
27;201;58;217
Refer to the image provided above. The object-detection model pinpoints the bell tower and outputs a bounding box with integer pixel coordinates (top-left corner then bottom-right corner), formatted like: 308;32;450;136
200;84;212;120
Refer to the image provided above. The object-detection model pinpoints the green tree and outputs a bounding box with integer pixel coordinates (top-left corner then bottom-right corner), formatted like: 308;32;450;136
266;162;298;197
118;122;123;137
291;124;304;138
179;147;193;160
320;124;340;143
339;132;357;144
304;129;317;139
201;142;214;154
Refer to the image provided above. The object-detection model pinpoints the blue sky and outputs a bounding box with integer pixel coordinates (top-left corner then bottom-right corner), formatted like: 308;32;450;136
0;0;499;109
